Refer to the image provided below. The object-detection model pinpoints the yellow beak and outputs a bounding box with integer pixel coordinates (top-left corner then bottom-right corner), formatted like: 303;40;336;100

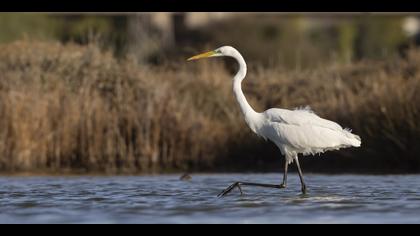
187;51;217;61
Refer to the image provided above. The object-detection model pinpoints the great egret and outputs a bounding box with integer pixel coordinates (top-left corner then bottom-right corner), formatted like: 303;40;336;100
187;46;361;196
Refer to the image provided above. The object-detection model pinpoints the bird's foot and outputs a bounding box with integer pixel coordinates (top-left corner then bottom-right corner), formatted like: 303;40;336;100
218;182;243;197
279;183;287;188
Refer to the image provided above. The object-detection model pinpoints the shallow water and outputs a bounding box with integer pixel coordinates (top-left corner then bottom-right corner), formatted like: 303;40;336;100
1;174;420;223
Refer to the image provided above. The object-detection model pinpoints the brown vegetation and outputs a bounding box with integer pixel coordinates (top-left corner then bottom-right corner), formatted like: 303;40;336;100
0;40;419;174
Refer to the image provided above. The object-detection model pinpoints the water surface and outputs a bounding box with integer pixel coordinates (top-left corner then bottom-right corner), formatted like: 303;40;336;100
1;174;419;223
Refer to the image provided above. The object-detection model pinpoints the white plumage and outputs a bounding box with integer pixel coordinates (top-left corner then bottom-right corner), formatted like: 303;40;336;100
262;106;361;164
188;46;361;195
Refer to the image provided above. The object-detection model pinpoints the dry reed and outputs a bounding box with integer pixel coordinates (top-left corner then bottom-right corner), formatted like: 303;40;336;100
0;40;419;174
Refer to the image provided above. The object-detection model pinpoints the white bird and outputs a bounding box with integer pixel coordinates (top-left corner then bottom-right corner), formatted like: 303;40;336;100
187;46;361;196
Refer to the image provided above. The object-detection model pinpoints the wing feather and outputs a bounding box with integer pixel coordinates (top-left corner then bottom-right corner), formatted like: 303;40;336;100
263;106;343;131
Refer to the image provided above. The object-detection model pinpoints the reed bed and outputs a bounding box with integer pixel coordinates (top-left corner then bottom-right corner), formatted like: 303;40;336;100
0;40;418;174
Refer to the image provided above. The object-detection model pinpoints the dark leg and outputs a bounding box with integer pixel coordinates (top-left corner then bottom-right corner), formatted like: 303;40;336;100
217;181;284;197
218;157;289;197
295;157;307;194
280;158;288;188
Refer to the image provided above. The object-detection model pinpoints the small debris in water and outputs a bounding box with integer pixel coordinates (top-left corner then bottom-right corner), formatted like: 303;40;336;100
180;173;192;181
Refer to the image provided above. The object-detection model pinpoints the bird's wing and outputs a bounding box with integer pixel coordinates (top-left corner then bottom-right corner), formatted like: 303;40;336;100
262;106;361;155
263;106;343;131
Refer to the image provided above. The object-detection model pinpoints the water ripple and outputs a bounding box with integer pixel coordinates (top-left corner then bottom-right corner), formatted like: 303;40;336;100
1;174;420;223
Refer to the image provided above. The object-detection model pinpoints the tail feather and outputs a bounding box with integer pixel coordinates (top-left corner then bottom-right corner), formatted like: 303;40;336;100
343;128;361;147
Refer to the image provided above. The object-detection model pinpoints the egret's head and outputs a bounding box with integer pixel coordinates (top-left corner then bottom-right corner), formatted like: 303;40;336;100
187;46;236;61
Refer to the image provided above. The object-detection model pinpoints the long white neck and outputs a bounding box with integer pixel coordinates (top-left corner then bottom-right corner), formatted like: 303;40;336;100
230;51;261;132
